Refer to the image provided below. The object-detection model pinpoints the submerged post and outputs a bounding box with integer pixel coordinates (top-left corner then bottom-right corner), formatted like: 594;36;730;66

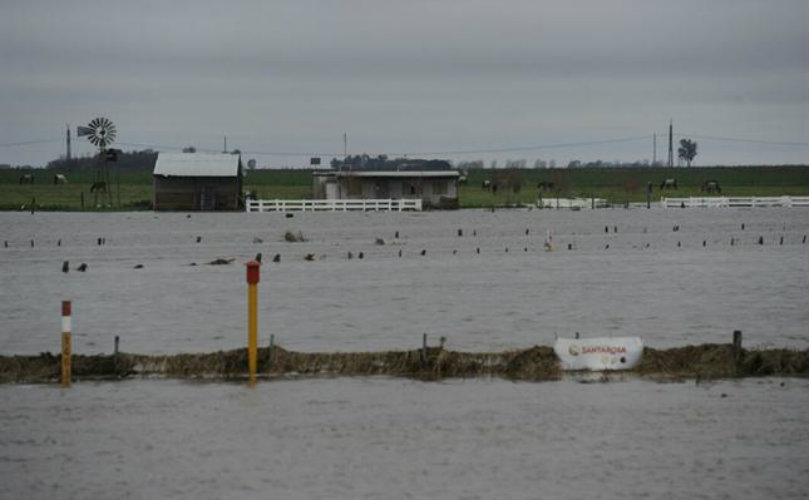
733;330;743;360
61;301;72;387
422;333;428;363
246;261;260;383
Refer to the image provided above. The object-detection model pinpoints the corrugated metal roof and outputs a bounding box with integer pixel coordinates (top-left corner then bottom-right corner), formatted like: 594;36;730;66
153;153;241;177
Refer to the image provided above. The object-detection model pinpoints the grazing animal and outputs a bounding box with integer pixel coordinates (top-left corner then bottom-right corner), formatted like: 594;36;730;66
701;180;722;194
272;254;281;263
304;253;315;261
77;263;88;272
255;252;262;263
90;181;106;193
53;174;68;185
62;261;69;273
482;180;492;191
537;181;555;192
253;237;263;244
19;174;34;184
133;264;144;269
659;178;677;190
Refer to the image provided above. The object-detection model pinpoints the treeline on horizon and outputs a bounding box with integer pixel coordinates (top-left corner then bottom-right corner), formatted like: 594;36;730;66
1;149;807;172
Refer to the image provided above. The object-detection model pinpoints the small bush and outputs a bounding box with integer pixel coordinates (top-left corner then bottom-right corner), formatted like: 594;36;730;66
284;230;306;242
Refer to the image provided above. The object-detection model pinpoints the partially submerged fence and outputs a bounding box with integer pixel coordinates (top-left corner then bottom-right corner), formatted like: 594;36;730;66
661;196;809;208
246;198;423;213
536;197;608;209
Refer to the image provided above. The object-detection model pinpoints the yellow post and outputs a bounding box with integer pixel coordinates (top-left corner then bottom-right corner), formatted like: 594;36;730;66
61;301;72;387
246;261;260;384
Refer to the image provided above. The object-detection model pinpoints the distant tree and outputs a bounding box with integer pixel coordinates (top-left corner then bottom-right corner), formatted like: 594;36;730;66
490;160;498;169
567;160;582;168
182;146;196;153
678;139;698;167
548;159;556;168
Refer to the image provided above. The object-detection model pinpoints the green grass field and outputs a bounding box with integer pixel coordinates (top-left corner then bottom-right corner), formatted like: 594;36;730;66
1;166;807;210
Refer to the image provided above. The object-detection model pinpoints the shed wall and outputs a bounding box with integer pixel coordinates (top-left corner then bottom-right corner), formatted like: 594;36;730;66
154;176;242;211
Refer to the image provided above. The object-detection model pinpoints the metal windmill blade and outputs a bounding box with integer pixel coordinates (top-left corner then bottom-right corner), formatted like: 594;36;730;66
85;117;117;148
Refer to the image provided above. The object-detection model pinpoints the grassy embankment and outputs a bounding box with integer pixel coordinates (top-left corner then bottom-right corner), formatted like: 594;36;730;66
1;166;807;210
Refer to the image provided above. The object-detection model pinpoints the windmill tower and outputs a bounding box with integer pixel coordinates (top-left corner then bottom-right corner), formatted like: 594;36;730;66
77;117;117;206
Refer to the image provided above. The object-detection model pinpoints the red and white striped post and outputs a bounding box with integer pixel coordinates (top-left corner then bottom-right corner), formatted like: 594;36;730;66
61;301;72;387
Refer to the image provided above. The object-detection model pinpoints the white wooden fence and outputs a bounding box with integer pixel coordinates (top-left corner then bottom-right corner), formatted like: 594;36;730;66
660;196;809;208
536;197;608;209
246;198;423;213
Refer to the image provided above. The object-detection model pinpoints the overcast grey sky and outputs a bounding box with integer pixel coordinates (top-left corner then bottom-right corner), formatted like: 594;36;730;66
2;0;807;167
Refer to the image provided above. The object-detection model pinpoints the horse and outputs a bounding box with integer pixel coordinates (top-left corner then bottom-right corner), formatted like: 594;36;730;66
90;181;107;193
53;174;68;185
19;174;34;184
537;181;555;192
659;178;677;190
481;180;491;191
701;180;722;194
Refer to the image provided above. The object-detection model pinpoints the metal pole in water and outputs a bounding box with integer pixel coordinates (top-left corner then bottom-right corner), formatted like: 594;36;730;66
269;333;275;368
61;301;72;387
246;261;260;384
733;330;743;360
422;333;428;363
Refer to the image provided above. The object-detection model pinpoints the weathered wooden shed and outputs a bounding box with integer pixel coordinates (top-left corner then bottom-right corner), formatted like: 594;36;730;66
312;170;460;209
153;153;243;211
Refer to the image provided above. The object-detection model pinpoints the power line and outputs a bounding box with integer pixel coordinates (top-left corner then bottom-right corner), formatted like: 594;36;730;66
403;135;654;156
675;133;809;147
0;138;61;148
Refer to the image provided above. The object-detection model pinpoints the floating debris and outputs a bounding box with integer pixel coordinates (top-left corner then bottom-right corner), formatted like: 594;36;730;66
284;230;305;242
207;258;235;265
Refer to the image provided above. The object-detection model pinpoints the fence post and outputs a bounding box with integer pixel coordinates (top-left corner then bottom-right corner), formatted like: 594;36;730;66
61;301;72;387
733;330;743;360
246;261;260;384
422;333;428;363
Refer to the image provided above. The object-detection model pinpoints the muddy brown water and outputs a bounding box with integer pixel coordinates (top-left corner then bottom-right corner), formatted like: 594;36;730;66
1;208;807;354
1;208;808;498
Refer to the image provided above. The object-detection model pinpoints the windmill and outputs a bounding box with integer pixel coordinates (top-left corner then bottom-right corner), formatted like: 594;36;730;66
77;117;117;206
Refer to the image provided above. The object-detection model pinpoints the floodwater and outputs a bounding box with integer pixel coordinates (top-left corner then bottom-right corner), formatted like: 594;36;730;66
1;208;808;499
0;208;807;354
1;377;808;499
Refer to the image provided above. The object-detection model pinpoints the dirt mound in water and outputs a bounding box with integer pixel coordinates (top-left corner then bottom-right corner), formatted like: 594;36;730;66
636;344;808;380
0;344;806;383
